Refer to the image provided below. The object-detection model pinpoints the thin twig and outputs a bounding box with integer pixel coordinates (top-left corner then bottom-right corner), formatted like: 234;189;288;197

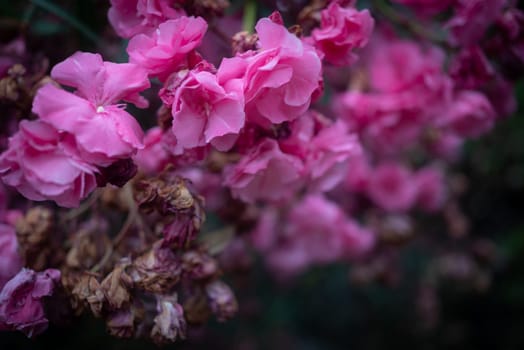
30;0;99;44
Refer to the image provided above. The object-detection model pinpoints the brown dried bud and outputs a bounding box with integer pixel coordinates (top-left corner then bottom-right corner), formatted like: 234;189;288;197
136;176;198;214
96;158;138;188
70;272;106;317
232;31;258;55
106;308;136;338
157;104;173;131
288;24;303;37
130;242;181;293
101;260;134;310
65;219;111;270
183;289;212;324
297;0;326;32
151;294;187;344
205;280;238;322
377;214;414;245
15;206;54;270
182;250;218;280
0;76;19;101
183;0;229;18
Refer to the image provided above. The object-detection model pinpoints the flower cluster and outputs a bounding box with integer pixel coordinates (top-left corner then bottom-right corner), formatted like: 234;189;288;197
0;0;521;344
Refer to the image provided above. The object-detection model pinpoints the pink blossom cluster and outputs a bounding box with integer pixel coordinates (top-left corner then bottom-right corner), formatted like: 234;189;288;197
0;52;150;207
346;157;446;213
251;194;375;278
0;0;521;340
334;33;506;160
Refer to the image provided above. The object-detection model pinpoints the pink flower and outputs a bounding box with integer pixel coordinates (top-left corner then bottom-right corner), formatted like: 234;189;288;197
0;268;61;338
267;194;375;277
367;39;448;95
169;67;245;151
305;120;361;191
0;120;98;208
449;46;494;90
446;0;506;46
280;115;362;192
134;127;171;174
368;162;417;212
250;208;279;252
392;0;454;16
0;223;22;289
311;2;374;66
414;167;447;212
335;37;452;155
108;0;184;38
438;91;496;138
345;154;372;193
127;17;208;80
224;139;304;203
33;52;149;166
218;16;322;126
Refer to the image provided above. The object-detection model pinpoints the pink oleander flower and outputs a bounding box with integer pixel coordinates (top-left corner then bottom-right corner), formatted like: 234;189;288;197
335;91;429;155
449;46;494;90
438;91;496;138
134;127;171;174
446;0;506;46
0;268;61;338
108;0;184;38
250;208;279;252
281;115;362;192
415;167;447;212
268;194;374;277
33;52;149;166
168;67;245;152
335;37;452;155
218;15;322;126
345;154;372;193
0;223;22;289
392;0;454;16
224;138;304;203
368;162;417;212
368;38;448;96
127;16;208;81
0;120;98;208
311;2;374;66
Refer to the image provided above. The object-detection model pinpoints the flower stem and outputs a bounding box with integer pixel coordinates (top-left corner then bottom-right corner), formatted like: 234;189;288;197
242;0;257;33
30;0;99;44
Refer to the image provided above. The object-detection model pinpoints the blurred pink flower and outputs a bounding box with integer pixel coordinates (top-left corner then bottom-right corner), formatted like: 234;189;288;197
438;91;496;138
134;127;171;174
127;16;208;80
224;139;304;203
415;167;447;212
268;194;374;277
368;162;417;212
446;0;506;46
108;0;184;38
311;2;374;66
0;223;22;289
